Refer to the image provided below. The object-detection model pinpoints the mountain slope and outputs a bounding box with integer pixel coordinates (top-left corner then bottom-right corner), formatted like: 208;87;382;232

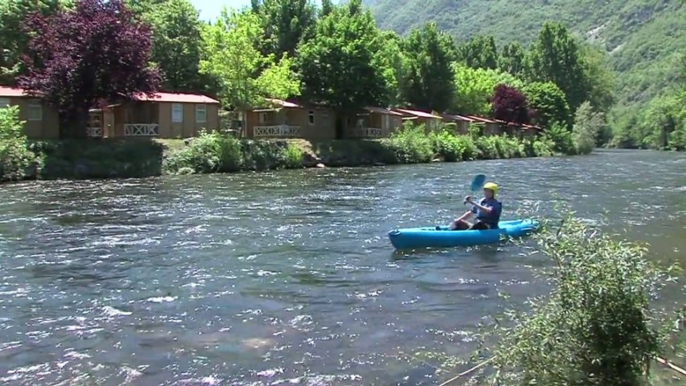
360;0;686;109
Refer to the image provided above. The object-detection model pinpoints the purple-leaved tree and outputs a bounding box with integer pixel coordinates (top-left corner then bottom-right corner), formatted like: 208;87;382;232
490;83;533;125
17;0;161;138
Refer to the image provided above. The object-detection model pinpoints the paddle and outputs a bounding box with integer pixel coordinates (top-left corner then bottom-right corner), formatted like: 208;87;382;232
437;174;487;230
470;174;486;192
463;174;486;207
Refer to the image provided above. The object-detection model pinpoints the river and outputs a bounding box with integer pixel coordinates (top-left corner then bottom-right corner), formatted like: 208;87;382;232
1;149;685;385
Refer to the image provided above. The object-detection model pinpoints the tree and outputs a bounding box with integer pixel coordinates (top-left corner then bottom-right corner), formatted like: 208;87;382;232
452;63;524;116
498;41;526;76
200;7;299;112
296;0;388;114
522;81;571;129
401;22;456;112
580;43;616;113
376;30;411;106
18;0;161;137
142;0;208;93
456;35;498;70
0;0;67;85
526;22;589;113
491;84;532;124
251;0;317;61
572;101;605;154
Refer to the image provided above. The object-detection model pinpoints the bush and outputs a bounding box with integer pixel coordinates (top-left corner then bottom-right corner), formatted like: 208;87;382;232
543;121;575;155
573;101;605;155
470;213;677;385
668;122;686;151
163;131;307;174
384;122;434;163
430;129;468;161
0;106;40;181
283;143;303;169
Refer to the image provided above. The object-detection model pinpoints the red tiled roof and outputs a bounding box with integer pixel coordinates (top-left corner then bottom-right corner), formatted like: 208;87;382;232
0;86;219;105
264;98;302;108
442;113;477;122
0;86;35;98
394;108;443;119
364;106;404;116
465;115;497;124
131;92;219;104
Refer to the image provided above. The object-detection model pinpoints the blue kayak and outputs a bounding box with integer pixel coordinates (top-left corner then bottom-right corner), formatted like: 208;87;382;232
388;219;540;249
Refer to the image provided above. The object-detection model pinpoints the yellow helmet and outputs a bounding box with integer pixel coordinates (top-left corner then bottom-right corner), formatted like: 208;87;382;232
483;182;498;195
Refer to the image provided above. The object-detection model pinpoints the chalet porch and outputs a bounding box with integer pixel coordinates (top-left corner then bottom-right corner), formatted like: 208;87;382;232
87;102;160;138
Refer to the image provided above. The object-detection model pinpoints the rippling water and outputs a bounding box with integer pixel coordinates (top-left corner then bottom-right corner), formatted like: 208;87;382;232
1;149;685;385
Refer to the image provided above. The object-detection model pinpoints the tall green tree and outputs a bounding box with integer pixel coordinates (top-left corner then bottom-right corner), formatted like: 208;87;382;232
376;30;410;106
125;0;167;16
498;41;526;76
456;35;498;70
522;81;572;129
142;0;208;93
251;0;317;60
401;22;456;112
296;0;388;114
0;0;67;85
526;22;589;113
452;63;523;116
200;7;300;112
580;43;616;113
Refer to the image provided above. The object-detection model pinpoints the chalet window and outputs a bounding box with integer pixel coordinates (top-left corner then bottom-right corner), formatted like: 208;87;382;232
308;110;315;125
259;112;267;123
171;103;183;122
0;98;9;108
195;104;207;123
27;99;42;121
384;115;390;129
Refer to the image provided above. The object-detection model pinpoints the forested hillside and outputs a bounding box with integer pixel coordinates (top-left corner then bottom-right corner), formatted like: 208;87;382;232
361;0;684;107
358;0;686;148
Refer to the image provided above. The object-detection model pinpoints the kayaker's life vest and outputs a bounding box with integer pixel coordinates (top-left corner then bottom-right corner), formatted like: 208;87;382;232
471;197;502;227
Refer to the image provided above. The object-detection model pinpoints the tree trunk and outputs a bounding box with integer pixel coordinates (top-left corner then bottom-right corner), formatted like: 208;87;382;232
59;108;89;139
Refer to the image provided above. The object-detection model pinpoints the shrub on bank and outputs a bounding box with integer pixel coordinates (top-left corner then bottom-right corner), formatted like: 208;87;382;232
0;106;41;181
31;138;165;179
465;213;679;385
162;130;306;174
387;122;555;162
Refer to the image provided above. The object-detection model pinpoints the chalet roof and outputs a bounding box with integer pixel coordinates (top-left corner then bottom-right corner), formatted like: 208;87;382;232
0;86;35;98
130;91;220;104
363;106;404;116
393;108;443;119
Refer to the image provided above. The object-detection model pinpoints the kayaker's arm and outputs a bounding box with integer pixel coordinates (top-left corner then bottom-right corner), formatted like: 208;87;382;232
468;199;492;214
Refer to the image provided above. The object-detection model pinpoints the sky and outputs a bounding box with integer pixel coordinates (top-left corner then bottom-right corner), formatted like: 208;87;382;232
190;0;323;21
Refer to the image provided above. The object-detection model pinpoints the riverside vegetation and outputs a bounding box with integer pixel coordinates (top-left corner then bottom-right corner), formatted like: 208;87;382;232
410;211;685;385
2;102;610;182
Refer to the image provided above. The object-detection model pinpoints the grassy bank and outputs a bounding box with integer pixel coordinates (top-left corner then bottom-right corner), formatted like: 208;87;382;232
2;124;558;182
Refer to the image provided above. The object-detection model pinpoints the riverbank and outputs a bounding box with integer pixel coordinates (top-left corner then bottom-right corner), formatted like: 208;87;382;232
1;126;558;182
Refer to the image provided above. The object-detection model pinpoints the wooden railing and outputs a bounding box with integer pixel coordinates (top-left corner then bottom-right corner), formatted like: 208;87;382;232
346;127;384;138
254;125;301;137
87;126;103;137
124;123;159;136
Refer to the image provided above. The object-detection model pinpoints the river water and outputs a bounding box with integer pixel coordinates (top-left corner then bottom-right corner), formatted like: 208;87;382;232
1;149;685;385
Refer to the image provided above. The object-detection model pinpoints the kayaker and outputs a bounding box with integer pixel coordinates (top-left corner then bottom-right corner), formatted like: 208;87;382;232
449;182;502;230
